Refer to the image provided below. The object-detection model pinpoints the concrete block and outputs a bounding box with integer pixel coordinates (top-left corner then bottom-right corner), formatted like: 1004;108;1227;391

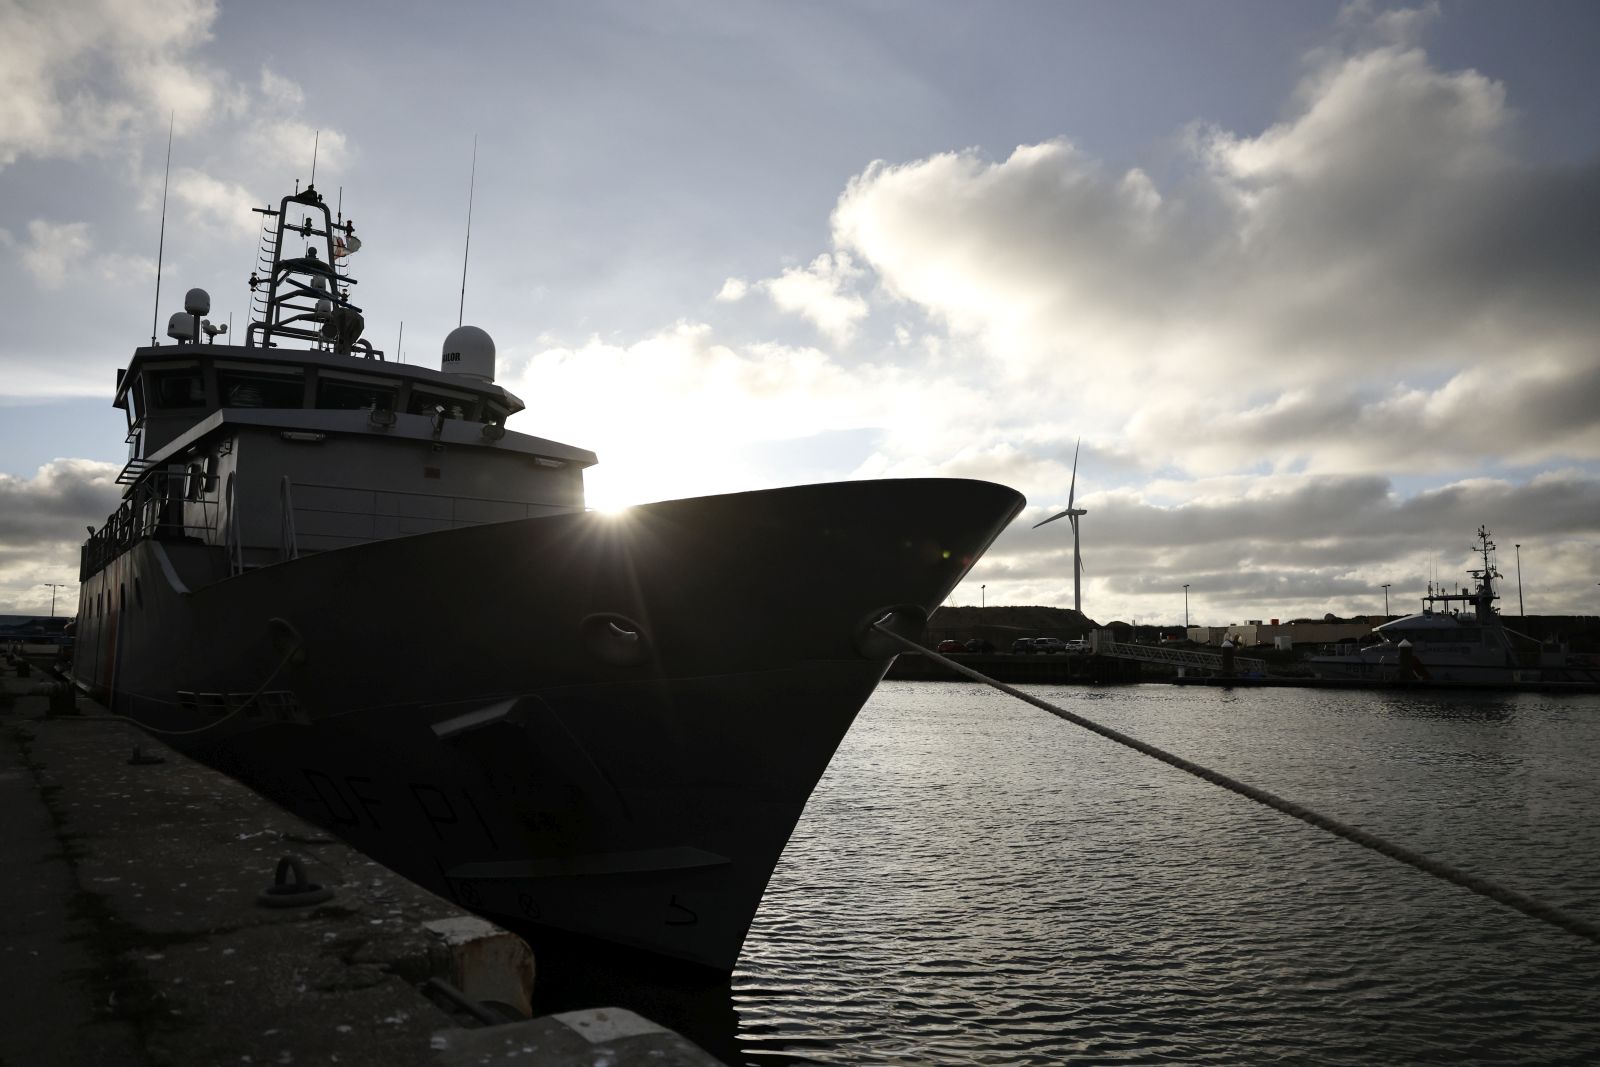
431;1007;726;1066
423;915;535;1018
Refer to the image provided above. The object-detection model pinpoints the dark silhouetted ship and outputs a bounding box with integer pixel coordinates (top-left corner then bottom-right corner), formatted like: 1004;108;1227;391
71;179;1023;972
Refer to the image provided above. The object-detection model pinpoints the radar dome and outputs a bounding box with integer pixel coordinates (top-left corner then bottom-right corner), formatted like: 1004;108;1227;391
184;288;211;315
441;325;495;382
166;311;196;341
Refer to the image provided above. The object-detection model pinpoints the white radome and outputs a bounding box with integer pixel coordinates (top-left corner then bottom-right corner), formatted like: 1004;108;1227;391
441;324;496;382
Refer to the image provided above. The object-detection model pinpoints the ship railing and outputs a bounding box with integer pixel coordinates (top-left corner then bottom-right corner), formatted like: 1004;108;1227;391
284;480;578;549
80;467;220;580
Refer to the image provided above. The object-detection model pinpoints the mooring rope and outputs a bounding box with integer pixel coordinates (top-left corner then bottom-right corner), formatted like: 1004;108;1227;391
44;638;302;737
874;624;1600;947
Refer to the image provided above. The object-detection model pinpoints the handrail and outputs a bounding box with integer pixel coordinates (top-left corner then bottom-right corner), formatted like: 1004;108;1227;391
283;480;578;548
226;473;242;576
279;475;299;561
79;466;219;580
289;480;571;513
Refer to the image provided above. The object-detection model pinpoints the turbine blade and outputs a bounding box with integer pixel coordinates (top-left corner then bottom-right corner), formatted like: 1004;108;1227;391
1032;509;1073;529
1068;438;1080;508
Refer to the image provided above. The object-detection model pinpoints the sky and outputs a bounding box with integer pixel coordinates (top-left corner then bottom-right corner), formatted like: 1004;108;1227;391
1;0;1598;625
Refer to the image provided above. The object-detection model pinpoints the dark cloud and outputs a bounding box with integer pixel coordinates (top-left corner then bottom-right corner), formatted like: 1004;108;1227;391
976;471;1600;617
0;459;121;544
0;459;119;611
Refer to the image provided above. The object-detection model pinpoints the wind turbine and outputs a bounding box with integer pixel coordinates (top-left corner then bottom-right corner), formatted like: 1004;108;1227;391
1033;439;1088;614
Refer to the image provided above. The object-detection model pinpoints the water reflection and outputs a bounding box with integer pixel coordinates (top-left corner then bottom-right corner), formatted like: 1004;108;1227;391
1375;691;1517;723
550;682;1600;1065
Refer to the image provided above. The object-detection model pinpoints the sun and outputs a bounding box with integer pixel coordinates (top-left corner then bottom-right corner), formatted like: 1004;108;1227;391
582;470;643;515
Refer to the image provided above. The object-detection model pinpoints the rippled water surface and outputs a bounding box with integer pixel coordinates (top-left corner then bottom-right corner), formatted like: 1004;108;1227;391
727;682;1600;1065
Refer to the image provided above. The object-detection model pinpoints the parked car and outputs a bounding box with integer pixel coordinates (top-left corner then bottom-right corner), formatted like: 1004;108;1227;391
1011;637;1036;654
964;637;995;654
1032;637;1067;654
1063;639;1090;653
936;639;966;653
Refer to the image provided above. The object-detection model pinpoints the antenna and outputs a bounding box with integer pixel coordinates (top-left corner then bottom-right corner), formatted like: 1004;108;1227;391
150;111;174;346
459;134;477;327
397;320;404;364
309;130;320;187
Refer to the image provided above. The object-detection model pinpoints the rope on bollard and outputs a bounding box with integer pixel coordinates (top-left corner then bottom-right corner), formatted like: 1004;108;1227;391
874;622;1600;948
48;621;303;737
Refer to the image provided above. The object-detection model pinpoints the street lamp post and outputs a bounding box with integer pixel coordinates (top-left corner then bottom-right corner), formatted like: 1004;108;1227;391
1382;583;1391;618
1515;544;1524;619
44;582;65;618
981;584;985;609
1183;584;1190;630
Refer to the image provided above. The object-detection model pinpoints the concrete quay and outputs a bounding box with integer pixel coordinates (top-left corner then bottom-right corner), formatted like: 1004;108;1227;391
886;650;1143;684
0;660;725;1067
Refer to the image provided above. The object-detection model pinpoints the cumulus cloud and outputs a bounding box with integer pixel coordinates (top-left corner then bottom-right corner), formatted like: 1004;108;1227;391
0;0;223;168
170;167;262;238
829;25;1600;478
715;277;748;301
498;319;990;509
243;121;350;177
14;219;162;292
810;10;1600;619
0;1;344;240
509;320;901;446
258;67;305;109
19;220;94;288
759;253;869;345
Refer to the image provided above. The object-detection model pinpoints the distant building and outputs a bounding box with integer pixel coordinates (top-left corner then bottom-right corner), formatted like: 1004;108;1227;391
0;615;71;636
1186;617;1384;647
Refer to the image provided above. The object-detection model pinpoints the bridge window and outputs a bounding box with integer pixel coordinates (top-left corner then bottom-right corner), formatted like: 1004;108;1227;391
218;368;305;408
128;376;147;422
147;367;206;410
408;388;478;421
318;376;397;411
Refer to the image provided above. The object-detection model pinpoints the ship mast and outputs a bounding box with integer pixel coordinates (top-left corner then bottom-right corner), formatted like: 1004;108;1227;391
1469;525;1501;620
245;183;378;357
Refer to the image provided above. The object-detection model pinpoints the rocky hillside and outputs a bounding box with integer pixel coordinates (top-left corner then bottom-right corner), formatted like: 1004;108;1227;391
926;605;1097;641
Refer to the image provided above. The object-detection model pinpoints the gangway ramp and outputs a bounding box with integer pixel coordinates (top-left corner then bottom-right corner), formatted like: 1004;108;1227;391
1088;631;1267;674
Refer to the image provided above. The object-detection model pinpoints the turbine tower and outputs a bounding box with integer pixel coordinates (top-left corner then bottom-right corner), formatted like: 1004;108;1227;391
1033;439;1088;614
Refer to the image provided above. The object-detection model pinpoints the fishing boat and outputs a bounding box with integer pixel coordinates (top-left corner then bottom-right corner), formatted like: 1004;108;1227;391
1308;526;1600;687
70;179;1024;972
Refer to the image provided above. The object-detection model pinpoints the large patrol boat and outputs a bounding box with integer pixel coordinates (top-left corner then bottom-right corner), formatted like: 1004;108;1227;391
72;180;1024;972
1307;526;1600;687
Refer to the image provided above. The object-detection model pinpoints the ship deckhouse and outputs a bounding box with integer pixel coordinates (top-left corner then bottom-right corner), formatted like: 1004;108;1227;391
81;183;595;616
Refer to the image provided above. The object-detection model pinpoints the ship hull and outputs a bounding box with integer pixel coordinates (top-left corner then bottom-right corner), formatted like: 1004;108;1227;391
74;478;1024;971
1309;650;1600;686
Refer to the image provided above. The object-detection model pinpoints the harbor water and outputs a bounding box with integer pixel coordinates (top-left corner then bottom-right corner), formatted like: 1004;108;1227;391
720;681;1600;1065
